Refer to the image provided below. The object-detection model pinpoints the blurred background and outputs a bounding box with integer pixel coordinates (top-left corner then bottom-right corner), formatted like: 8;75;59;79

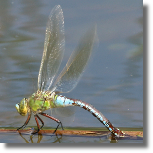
0;0;142;143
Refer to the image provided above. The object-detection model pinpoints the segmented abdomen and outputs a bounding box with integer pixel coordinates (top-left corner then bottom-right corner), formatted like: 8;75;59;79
55;95;124;136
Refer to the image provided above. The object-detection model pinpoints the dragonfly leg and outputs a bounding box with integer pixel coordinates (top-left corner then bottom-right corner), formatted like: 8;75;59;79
32;115;41;135
39;112;64;133
17;113;31;131
36;114;44;130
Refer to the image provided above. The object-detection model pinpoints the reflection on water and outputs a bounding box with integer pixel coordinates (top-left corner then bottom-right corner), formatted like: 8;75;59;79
18;132;118;143
19;133;63;143
0;0;143;143
16;129;142;143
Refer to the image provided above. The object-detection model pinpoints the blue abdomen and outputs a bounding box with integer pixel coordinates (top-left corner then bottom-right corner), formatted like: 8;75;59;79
55;95;74;107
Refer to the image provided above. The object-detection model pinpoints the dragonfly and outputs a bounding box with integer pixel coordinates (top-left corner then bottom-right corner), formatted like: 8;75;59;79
15;5;124;137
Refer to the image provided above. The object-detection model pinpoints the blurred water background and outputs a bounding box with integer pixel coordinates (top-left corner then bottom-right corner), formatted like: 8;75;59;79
0;0;143;143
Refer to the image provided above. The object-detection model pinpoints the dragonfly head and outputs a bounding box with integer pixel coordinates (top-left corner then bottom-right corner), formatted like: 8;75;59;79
15;98;28;116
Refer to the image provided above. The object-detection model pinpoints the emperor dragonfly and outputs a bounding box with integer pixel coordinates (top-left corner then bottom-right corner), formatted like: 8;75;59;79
15;5;124;137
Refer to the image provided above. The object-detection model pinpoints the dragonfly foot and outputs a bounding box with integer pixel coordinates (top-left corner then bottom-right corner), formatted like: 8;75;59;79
31;128;40;135
17;125;26;131
53;121;64;134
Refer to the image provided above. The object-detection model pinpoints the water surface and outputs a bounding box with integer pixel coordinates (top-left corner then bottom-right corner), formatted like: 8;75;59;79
0;0;143;143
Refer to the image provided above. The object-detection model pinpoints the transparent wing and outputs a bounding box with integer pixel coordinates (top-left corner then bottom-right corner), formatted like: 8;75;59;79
52;26;97;93
38;5;65;91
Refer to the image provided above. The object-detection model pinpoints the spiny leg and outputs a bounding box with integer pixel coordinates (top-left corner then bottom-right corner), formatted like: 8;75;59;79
32;114;44;135
17;113;31;131
36;114;44;130
39;112;64;133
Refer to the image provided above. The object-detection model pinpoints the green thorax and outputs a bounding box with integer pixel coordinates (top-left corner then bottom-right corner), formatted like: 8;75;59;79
28;91;57;113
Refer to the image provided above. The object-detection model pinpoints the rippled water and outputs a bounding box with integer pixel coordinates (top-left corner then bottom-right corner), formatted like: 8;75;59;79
0;0;143;143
